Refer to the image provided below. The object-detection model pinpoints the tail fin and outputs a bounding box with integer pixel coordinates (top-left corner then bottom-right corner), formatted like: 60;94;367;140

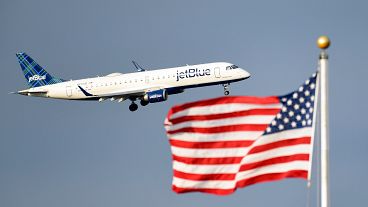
16;52;64;88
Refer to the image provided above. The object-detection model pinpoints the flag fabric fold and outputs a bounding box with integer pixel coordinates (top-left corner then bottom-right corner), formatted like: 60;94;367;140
164;72;318;195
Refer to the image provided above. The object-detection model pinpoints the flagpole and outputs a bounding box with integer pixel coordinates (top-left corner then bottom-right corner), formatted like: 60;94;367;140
318;36;330;207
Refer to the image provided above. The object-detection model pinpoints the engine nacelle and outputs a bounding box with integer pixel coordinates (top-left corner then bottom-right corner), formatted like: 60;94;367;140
143;89;168;103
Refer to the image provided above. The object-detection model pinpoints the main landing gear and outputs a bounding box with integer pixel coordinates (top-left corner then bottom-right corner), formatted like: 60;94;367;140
223;83;230;96
129;99;149;112
129;102;138;112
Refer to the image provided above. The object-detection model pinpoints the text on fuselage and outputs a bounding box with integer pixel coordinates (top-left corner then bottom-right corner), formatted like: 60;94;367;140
176;68;211;81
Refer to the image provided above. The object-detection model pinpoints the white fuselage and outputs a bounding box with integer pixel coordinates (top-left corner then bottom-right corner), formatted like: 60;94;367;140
20;62;250;100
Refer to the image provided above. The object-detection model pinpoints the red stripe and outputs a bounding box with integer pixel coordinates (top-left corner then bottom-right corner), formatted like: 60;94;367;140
239;154;310;172
172;185;235;195
167;124;269;134
169;96;280;115
174;170;235;181
172;170;308;195
173;155;243;165
236;170;308;188
248;137;311;154
170;139;254;149
169;108;280;124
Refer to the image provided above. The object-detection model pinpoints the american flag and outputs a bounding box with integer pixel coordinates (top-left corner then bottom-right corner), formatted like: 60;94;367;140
164;73;318;195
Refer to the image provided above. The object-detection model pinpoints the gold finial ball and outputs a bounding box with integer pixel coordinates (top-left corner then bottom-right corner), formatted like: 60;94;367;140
317;36;330;49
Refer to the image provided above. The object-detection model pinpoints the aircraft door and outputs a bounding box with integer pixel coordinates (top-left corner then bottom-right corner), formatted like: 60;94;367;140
66;85;72;97
214;67;221;78
145;76;149;84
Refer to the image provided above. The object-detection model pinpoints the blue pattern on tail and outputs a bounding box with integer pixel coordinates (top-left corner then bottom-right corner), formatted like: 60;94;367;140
16;52;64;88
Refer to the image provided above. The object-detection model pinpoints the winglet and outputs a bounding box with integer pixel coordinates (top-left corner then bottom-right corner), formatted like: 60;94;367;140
132;61;146;72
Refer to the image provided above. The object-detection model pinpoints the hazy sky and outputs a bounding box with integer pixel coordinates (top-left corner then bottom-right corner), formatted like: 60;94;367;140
1;0;367;206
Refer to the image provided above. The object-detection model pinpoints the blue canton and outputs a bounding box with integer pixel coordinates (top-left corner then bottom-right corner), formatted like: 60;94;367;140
264;73;318;135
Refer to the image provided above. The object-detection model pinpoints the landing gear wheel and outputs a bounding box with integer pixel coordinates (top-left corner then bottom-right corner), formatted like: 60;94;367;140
140;100;149;106
129;102;138;112
223;83;230;96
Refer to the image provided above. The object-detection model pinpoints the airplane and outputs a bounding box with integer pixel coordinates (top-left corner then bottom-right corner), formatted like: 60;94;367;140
13;52;251;111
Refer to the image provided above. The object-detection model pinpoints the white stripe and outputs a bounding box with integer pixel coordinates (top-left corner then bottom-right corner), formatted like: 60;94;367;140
170;103;282;119
171;146;249;158
241;144;311;164
173;177;235;190
166;115;275;131
173;161;240;174
253;127;313;146
168;131;264;142
236;160;309;181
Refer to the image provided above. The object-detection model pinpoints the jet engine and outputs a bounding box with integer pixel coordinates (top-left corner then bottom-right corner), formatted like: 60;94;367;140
143;89;168;103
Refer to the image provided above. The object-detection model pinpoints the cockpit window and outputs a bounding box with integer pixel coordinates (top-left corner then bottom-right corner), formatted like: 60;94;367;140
226;65;239;70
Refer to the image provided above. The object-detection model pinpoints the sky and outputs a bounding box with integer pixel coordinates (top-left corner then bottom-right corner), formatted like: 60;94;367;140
1;0;367;206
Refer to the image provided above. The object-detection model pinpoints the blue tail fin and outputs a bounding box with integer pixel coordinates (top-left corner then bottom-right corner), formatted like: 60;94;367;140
16;52;64;88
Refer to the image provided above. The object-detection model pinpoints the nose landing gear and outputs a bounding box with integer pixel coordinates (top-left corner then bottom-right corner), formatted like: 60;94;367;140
223;83;230;96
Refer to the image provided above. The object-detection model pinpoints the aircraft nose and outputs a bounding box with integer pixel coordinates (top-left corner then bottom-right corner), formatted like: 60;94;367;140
240;68;251;79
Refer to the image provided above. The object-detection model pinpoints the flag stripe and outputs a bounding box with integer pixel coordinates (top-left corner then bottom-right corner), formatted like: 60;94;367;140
174;170;236;181
172;185;235;195
248;137;311;154
169;131;264;142
241;144;311;164
167;114;277;131
173;155;244;165
173;161;239;174
236;161;309;181
239;154;309;172
169;96;280;115
170;139;254;149
236;170;308;189
169;109;280;125
170;103;282;119
171;146;249;158
167;124;269;134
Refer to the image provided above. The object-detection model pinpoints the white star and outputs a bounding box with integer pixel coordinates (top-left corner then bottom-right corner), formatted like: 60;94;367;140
306;114;310;119
309;108;314;113
288;111;294;117
302;120;306;126
294;104;300;110
310;83;315;89
287;100;292;106
305;90;310;96
313;73;317;77
282;106;287;112
296;115;302;121
299;97;305;103
272;120;277;126
266;127;271;132
278;124;284;130
282;97;287;102
299;86;304;92
291;122;297;128
306;102;311;108
276;113;282;119
307;119;312;125
283;117;289;124
311;96;315;101
293;93;298;99
305;79;310;85
301;108;306;114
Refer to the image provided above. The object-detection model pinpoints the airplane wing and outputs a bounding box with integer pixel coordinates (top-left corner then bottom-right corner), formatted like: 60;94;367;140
79;85;165;101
